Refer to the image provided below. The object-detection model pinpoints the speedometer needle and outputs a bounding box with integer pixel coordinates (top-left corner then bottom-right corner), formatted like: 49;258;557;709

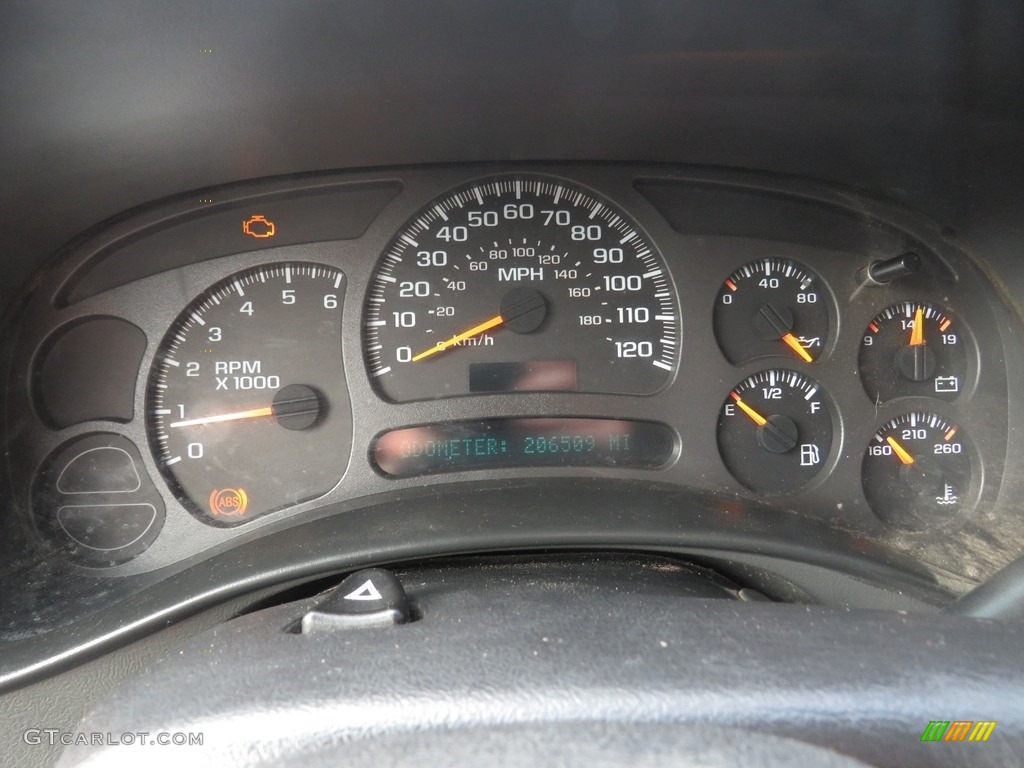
411;314;505;362
169;406;273;428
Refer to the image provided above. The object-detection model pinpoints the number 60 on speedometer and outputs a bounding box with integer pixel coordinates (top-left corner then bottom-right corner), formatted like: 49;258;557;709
363;175;682;402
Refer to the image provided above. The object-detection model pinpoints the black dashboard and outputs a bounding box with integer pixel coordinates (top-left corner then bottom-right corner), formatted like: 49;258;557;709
3;3;1024;767
3;161;1022;680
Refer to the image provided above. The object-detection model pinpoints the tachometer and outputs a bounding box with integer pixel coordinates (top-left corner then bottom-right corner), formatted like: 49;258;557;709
364;175;680;402
147;263;350;525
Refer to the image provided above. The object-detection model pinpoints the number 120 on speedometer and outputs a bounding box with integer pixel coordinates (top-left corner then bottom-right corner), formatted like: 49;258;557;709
363;175;681;402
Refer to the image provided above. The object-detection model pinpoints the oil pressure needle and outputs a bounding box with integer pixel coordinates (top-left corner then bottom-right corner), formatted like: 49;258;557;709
886;436;916;465
781;332;814;363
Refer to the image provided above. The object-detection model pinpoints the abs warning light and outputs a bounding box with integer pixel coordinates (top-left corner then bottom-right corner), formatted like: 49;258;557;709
209;487;249;517
243;215;276;238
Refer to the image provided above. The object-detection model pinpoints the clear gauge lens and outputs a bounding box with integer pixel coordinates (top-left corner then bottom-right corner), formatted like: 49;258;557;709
862;413;975;529
859;302;969;402
717;369;834;493
713;258;829;364
147;263;350;525
364;175;681;402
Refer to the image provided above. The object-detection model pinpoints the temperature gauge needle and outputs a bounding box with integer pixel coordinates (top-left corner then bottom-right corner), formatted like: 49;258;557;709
886;436;916;465
169;407;274;428
909;306;925;346
730;392;768;426
781;332;813;363
412;314;505;362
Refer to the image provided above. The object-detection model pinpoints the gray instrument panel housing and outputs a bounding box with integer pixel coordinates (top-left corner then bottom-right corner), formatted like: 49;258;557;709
0;163;1021;689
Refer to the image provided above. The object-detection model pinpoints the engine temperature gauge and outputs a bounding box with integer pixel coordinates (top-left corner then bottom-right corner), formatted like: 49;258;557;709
862;413;975;529
713;258;829;364
859;302;969;402
717;370;834;494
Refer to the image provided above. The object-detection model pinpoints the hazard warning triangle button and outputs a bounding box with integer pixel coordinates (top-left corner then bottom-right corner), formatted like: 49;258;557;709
302;568;410;633
344;579;383;601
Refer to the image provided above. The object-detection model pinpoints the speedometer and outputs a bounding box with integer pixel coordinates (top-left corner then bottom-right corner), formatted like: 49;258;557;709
364;175;680;401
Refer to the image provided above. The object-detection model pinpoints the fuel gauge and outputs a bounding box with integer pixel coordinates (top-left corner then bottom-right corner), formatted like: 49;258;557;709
862;413;975;530
717;370;834;494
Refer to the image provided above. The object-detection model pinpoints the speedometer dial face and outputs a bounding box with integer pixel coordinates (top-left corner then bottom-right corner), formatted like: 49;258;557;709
364;175;680;402
148;263;350;525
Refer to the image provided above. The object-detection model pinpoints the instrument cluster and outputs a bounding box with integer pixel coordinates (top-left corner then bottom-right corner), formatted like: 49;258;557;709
0;164;1013;591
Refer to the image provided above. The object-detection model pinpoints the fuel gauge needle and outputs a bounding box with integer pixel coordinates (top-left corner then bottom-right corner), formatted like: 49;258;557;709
886;436;916;465
730;392;768;426
169;406;274;428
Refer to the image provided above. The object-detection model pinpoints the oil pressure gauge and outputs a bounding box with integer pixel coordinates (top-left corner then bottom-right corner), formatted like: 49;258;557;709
859;302;970;403
717;370;834;494
713;258;829;365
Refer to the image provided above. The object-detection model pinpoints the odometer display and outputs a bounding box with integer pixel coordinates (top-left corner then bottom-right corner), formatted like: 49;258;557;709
364;176;680;401
372;418;676;477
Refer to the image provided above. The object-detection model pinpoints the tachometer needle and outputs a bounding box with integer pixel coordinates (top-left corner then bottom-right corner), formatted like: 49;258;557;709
781;332;814;363
730;392;768;427
412;314;505;362
886;436;916;465
169;406;273;429
909;306;925;346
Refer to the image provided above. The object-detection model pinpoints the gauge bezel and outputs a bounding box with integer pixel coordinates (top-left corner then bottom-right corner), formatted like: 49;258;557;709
712;256;838;366
145;261;351;527
361;173;683;403
861;411;983;532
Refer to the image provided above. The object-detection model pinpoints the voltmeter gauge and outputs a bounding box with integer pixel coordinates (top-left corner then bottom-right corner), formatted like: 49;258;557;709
859;302;969;403
862;413;976;529
717;370;834;494
713;258;829;365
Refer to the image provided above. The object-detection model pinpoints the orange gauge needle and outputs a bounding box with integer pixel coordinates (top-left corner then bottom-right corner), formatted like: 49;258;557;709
169;406;273;429
909;306;925;346
886;436;916;465
781;332;813;363
412;314;505;362
730;392;768;427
